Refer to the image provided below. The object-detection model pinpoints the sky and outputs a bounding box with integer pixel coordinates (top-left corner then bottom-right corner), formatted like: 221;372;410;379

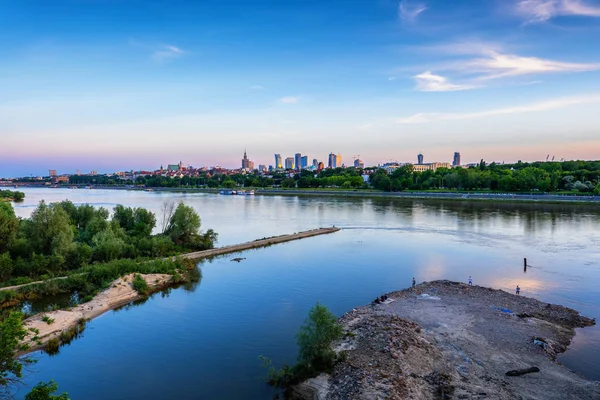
1;0;600;176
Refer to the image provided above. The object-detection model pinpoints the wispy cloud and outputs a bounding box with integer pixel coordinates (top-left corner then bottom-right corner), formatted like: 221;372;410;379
413;71;478;92
250;85;267;90
399;0;428;21
461;51;600;80
279;96;299;104
152;45;186;62
516;0;600;23
396;94;600;123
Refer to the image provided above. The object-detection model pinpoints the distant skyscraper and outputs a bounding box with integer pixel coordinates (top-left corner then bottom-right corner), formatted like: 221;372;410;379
295;153;302;170
453;152;461;166
285;157;294;169
354;159;364;168
417;154;424;165
328;153;336;168
335;154;342;168
49;170;57;177
274;154;283;169
301;156;308;169
242;149;252;169
312;159;318;167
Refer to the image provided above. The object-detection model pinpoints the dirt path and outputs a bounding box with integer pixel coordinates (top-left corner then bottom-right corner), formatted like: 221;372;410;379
293;280;599;400
20;273;172;355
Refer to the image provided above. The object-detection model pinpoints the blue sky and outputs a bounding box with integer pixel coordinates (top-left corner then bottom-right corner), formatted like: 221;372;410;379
1;0;600;176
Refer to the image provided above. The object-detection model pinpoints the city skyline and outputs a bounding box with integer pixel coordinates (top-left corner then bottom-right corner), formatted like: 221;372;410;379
2;0;600;177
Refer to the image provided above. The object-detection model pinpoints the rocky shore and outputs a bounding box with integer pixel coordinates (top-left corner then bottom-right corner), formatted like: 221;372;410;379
292;281;598;400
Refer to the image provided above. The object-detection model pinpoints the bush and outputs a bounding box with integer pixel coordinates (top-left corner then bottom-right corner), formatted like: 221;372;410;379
42;315;55;325
25;380;69;400
261;302;344;387
132;274;149;296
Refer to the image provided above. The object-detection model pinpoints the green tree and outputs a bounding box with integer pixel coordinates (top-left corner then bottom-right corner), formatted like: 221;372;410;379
0;252;13;281
595;183;600;195
0;312;34;387
27;201;74;257
0;203;19;254
24;380;69;400
296;302;343;370
166;203;201;246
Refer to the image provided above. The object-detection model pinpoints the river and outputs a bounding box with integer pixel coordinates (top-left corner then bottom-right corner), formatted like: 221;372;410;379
9;188;600;399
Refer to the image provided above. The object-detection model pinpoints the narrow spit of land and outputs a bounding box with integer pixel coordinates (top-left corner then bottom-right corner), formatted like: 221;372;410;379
13;227;340;353
1;227;341;293
293;281;599;400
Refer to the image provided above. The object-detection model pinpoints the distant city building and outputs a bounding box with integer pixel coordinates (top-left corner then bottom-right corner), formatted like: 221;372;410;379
90;171;97;176
417;154;424;165
413;162;452;172
258;164;266;172
49;170;57;177
453;152;461;166
274;154;283;169
242;150;254;170
335;154;342;168
285;157;295;169
317;161;325;171
312;159;318;167
295;153;302;170
301;156;308;169
76;170;81;176
354;158;364;168
328;153;336;168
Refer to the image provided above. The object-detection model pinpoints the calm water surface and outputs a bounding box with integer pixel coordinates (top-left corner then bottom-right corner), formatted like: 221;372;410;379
10;188;600;399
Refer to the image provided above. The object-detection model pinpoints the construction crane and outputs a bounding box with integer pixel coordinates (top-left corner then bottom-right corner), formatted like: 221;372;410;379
560;158;564;162
546;154;549;162
552;156;555;162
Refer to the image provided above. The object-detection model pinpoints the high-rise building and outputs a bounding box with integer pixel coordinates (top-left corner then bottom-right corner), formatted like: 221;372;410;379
335;154;342;168
301;156;308;169
328;153;336;168
258;164;266;172
317;162;325;171
417;154;424;165
312;159;318;167
242;149;253;169
295;153;302;170
354;159;364;168
274;154;283;169
453;152;461;166
285;157;295;170
49;170;57;177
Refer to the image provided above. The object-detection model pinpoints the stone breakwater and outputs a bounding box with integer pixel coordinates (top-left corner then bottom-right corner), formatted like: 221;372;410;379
292;280;598;400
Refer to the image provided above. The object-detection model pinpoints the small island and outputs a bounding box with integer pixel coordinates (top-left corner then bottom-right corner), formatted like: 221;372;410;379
292;281;599;400
0;189;24;202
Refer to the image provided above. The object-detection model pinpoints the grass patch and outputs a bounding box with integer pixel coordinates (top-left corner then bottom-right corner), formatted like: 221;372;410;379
42;315;55;325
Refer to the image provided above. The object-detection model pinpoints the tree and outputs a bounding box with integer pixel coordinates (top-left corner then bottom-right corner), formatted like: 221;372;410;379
27;201;74;257
24;380;69;400
160;200;176;234
166;203;201;246
0;203;19;254
0;312;33;387
296;302;343;370
595;183;600;195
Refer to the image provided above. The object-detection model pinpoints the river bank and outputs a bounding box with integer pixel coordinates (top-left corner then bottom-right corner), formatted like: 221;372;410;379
12;185;600;204
293;281;598;400
20;273;173;355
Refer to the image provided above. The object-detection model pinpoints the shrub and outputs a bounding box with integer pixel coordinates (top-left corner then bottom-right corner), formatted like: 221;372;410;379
25;380;69;400
42;315;55;325
132;274;149;296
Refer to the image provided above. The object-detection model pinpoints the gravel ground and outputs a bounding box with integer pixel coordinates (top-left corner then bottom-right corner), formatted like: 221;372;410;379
292;280;599;400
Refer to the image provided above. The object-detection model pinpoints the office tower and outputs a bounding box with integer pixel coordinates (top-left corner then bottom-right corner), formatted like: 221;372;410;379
328;153;335;168
49;170;57;177
301;156;308;169
354;158;364;168
295;153;302;170
335;154;342;168
417;154;424;165
312;159;318;167
453;152;461;166
274;154;283;169
285;157;294;169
